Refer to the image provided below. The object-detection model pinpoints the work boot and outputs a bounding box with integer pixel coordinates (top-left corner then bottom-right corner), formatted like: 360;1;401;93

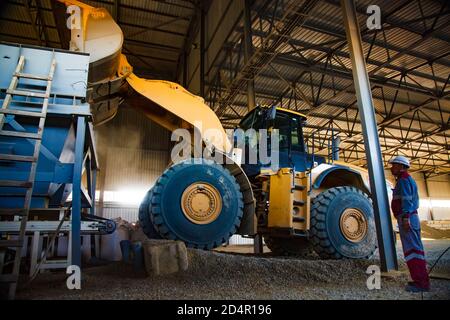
405;283;430;293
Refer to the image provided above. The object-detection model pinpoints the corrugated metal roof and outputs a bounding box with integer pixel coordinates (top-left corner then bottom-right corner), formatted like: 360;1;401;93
216;0;450;173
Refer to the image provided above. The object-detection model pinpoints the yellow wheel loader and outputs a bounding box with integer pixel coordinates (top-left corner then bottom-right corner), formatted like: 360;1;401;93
58;0;393;259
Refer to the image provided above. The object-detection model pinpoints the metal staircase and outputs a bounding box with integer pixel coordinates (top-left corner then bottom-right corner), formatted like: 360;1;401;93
0;54;56;300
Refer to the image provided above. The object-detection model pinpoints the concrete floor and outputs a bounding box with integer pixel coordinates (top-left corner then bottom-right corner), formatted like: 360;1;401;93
16;238;450;300
216;238;448;258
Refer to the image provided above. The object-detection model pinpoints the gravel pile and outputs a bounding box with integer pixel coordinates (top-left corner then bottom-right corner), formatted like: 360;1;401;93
16;240;450;300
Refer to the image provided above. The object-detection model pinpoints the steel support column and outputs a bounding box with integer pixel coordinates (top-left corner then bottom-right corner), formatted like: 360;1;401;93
341;0;398;271
183;50;188;87
254;234;263;254
423;174;434;221
71;116;86;267
200;5;206;97
243;0;256;111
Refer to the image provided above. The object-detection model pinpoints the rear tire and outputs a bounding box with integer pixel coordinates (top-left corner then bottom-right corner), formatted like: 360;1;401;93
264;236;315;257
310;186;377;259
138;188;162;239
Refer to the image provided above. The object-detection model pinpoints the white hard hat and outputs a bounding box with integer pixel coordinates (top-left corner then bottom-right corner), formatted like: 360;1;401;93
389;155;410;168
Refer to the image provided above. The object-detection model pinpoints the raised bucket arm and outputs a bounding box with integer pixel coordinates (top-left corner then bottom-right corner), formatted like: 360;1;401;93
58;0;232;155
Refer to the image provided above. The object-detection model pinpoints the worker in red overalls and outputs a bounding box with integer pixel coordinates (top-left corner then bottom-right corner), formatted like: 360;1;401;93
389;156;430;292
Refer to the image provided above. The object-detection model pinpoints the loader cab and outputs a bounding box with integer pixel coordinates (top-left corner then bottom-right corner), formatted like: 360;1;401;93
271;107;307;153
236;106;325;177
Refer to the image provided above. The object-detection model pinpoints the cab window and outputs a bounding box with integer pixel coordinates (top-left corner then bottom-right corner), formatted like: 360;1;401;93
274;113;305;152
239;108;264;130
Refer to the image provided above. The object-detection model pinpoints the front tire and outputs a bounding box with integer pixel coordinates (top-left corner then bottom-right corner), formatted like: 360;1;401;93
138;188;162;239
146;159;244;250
310;186;377;259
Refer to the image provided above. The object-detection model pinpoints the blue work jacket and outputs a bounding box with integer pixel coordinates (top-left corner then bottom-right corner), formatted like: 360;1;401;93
391;172;419;218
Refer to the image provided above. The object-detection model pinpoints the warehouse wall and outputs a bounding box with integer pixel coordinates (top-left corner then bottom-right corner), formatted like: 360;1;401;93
99;205;140;224
385;170;450;221
94;106;171;222
420;175;450;221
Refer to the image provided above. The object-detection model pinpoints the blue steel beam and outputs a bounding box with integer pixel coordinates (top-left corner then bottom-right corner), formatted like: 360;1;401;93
71;116;86;267
90;169;97;216
5;118;59;163
341;0;398;271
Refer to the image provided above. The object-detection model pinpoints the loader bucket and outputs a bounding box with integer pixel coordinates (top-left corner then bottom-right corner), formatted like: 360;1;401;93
63;0;123;82
124;73;233;155
83;8;123;82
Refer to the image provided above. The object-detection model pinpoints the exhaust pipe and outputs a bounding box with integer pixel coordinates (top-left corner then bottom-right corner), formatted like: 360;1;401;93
332;136;340;161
